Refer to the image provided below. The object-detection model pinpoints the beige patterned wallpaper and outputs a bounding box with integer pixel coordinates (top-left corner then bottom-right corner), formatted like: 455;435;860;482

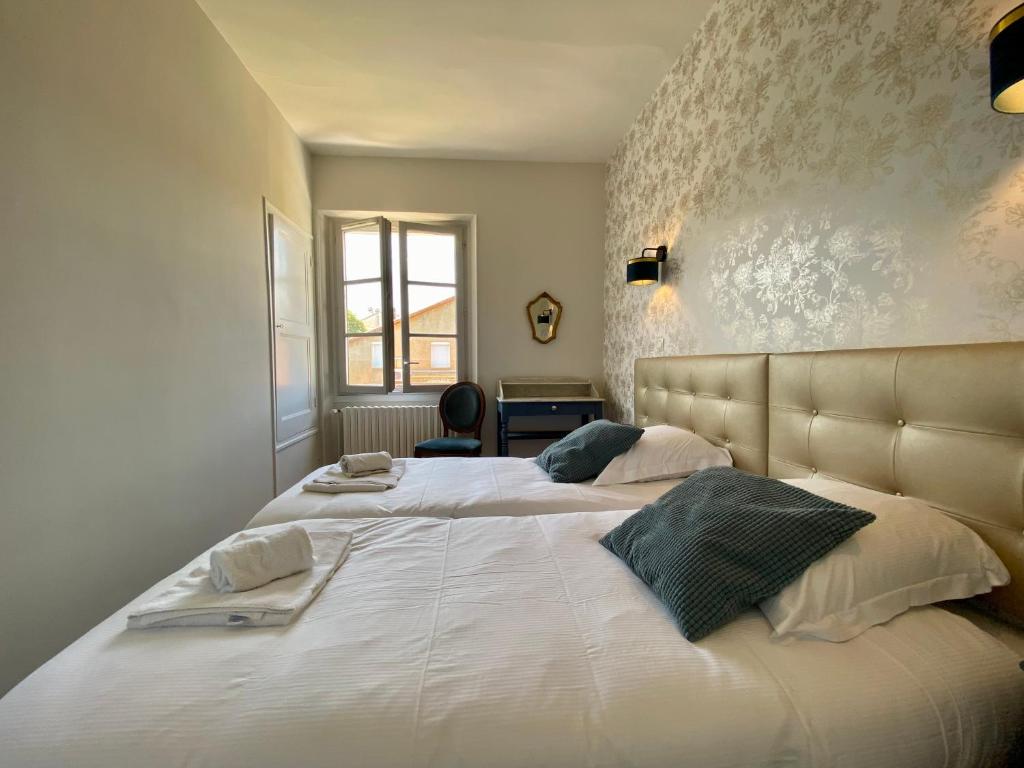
604;0;1024;420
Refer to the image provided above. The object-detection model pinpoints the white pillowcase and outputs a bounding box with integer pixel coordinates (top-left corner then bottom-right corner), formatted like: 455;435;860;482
760;478;1010;642
591;424;732;486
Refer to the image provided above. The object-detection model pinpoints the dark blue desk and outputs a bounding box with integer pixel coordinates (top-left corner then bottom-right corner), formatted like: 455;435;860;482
495;397;603;457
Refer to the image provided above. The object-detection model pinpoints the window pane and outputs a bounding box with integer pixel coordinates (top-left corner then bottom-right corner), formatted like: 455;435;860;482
345;336;383;386
408;335;457;387
406;231;456;283
345;281;383;333
370;341;384;369
342;228;382;281
407;284;456;334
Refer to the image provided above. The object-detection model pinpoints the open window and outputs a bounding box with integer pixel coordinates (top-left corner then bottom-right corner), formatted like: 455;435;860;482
335;217;466;394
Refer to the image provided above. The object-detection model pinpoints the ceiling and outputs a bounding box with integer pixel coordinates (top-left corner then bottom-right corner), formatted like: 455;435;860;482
197;0;716;162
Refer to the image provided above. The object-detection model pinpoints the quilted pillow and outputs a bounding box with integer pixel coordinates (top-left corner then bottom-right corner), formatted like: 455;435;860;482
535;419;643;483
600;466;876;641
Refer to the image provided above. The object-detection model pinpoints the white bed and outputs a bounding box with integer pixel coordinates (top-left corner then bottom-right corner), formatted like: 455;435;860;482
247;456;683;527
2;512;1021;768
4;344;1022;766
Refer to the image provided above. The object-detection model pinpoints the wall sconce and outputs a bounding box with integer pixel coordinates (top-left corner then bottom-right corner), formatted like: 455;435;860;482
626;245;668;286
991;3;1024;113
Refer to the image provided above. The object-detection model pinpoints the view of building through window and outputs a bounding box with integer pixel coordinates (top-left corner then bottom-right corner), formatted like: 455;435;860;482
340;221;460;392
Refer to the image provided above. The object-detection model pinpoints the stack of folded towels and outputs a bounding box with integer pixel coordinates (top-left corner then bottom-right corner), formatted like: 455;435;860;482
209;525;314;593
303;451;405;494
127;524;351;629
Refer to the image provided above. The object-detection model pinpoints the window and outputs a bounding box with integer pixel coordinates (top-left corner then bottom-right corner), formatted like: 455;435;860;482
430;341;451;370
335;217;465;393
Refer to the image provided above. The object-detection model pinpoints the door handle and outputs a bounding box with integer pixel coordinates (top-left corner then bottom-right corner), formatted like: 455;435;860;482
274;323;284;329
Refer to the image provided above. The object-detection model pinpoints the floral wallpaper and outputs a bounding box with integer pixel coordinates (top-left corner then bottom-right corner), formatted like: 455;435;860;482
604;0;1024;421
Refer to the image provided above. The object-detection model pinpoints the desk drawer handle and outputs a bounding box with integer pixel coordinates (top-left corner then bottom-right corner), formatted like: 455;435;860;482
551;405;558;411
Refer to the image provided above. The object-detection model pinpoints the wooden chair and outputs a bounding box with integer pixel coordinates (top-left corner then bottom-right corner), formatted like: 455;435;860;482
414;381;486;458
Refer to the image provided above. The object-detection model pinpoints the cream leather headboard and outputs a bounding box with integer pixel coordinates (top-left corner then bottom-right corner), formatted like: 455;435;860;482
634;354;768;475
634;342;1024;623
768;342;1024;623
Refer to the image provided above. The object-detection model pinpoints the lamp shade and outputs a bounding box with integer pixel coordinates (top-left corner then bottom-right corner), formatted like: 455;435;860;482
992;3;1024;113
626;257;659;286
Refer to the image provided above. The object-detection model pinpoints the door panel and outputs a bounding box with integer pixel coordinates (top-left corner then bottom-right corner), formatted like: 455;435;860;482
275;332;314;427
269;208;318;452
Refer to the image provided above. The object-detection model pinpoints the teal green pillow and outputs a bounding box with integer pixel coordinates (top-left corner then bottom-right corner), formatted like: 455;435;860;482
601;466;875;641
535;419;643;483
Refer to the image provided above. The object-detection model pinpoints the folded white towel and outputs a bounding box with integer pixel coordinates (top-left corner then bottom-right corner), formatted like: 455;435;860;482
340;451;393;476
303;461;405;494
127;529;351;629
210;525;314;593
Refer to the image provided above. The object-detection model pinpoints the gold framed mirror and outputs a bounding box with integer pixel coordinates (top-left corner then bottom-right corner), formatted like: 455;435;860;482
526;292;562;344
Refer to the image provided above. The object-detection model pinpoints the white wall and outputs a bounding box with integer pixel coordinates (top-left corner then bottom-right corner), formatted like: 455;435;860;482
313;156;607;455
0;0;310;694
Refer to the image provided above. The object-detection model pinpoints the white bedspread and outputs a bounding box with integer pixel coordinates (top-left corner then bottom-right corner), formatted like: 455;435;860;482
2;512;1021;767
247;456;682;527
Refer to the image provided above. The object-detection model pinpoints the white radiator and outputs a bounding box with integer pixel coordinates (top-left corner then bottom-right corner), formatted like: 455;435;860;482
336;405;443;458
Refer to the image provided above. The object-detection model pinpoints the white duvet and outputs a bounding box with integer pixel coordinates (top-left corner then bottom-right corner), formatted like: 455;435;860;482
2;511;1021;767
247;456;682;527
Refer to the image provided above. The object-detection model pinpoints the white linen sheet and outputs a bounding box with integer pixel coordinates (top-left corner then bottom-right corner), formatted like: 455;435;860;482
2;512;1021;768
248;456;682;527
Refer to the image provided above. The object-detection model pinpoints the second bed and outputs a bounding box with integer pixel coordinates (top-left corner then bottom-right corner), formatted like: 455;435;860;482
248;456;683;527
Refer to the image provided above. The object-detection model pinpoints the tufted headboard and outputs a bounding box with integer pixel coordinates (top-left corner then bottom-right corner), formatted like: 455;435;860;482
767;342;1024;623
634;354;769;475
633;342;1024;625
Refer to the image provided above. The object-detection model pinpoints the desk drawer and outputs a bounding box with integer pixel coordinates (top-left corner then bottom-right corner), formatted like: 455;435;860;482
500;401;603;418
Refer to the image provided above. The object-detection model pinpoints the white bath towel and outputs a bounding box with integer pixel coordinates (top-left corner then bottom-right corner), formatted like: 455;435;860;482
303;461;405;494
339;451;393;476
126;529;352;629
210;525;313;593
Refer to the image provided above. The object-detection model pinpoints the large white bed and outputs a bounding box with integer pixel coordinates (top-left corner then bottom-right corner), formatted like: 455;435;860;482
2;512;1021;768
248;456;683;527
3;344;1023;766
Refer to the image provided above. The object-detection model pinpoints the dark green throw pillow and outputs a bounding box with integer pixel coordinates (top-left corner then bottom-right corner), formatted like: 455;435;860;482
535;419;643;483
600;466;875;641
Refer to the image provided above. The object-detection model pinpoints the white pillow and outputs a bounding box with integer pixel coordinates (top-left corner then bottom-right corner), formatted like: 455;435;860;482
591;424;732;486
760;478;1010;642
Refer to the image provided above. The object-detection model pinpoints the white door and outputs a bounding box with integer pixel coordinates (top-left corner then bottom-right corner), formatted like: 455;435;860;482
267;204;318;491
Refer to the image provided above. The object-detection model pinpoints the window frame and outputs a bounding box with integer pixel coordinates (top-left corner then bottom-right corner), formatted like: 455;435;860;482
333;216;466;395
397;220;465;393
335;216;394;395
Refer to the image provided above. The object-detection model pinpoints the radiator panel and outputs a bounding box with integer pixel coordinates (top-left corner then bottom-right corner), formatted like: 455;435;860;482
338;405;443;458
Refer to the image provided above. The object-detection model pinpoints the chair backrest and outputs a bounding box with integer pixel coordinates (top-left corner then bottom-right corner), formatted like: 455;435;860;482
439;381;486;438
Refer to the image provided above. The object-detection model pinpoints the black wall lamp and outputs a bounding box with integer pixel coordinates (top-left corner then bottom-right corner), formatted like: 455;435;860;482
626;245;668;286
991;3;1024;113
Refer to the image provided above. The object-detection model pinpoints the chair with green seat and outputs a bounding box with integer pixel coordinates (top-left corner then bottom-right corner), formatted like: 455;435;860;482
414;381;486;458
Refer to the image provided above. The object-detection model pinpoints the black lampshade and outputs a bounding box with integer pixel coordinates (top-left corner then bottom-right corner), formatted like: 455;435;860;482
992;3;1024;113
626;245;668;286
626;257;659;285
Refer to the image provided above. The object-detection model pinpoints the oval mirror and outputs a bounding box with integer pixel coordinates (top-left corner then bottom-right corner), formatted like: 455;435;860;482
526;292;562;344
